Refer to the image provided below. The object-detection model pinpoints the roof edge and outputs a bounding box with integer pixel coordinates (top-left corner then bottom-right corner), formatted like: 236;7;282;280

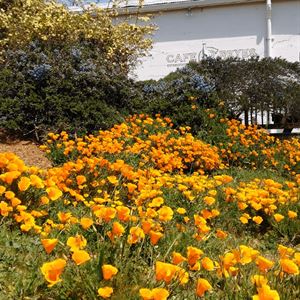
117;0;264;15
68;0;264;13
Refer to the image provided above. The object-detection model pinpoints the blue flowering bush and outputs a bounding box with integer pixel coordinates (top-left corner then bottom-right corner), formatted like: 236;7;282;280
132;65;226;135
0;42;139;139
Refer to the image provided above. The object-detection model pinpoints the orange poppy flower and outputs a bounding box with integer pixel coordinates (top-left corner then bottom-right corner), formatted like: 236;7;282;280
41;238;58;254
116;206;131;222
80;217;93;230
196;278;212;297
187;246;203;266
140;288;170;300
201;257;215;271
256;256;274;272
40;258;66;287
67;235;87;252
102;264;118;280
76;175;86;185
98;286;113;299
251;275;268;287
216;229;228;239
280;259;299;275
253;216;263;225
149;230;163;245
172;252;186;265
157;206;173;222
288;210;297;219
252;284;280;300
274;214;284;222
72;250;91;265
18;176;31;192
155;261;188;285
127;226;145;244
46;187;63;201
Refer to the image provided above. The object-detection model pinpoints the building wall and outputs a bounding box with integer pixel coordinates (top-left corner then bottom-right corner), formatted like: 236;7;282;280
133;0;300;80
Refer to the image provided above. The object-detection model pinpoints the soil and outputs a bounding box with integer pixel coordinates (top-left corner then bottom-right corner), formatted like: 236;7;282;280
0;140;52;169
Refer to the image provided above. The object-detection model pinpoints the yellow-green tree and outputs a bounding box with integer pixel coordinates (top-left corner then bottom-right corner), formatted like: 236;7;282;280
0;0;154;72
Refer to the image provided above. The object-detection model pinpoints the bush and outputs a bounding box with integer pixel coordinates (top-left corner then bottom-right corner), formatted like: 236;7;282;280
187;57;300;124
0;0;154;140
132;65;227;135
0;43;141;139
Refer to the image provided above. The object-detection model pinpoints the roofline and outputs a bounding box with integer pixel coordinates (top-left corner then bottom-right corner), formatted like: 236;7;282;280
117;0;264;15
68;0;296;15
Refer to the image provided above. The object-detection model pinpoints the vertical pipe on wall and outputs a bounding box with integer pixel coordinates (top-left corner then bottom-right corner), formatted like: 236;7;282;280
266;0;272;57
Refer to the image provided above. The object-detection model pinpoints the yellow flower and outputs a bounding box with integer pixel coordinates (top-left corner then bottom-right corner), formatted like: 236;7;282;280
0;185;6;195
196;278;212;297
253;216;263;225
80;217;94;230
240;213;250;224
67;235;87;252
176;207;186;214
107;176;118;185
252;284;280;300
149;197;164;208
157;206;173;222
256;256;274;272
0;201;13;217
280;259;299;275
201;257;215;271
172;252;186;265
139;288;170;300
98;286;113;299
204;196;215;206
41;238;58;254
102;264;118;280
72;250;91;265
139;288;153;300
187;246;203;266
46;186;63;201
288;210;297;219
274;214;284;222
251;275;268;287
18;176;31;192
127;226;145;244
5;191;15;200
40;258;66;287
278;244;294;258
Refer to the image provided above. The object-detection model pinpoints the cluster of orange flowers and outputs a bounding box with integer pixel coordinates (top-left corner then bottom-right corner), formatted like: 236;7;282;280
219;119;300;174
42;115;221;173
225;178;299;225
0;115;299;299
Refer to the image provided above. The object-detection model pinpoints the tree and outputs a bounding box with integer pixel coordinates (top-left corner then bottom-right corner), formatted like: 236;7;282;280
0;0;154;73
0;0;154;138
188;57;300;125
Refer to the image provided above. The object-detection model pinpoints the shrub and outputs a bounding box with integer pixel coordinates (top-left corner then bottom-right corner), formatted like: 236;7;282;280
132;65;227;135
188;57;300;124
0;0;154;140
0;44;141;139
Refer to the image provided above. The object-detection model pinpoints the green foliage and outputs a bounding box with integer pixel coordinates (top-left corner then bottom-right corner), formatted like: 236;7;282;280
0;0;154;72
188;57;300;123
0;43;140;139
132;66;227;135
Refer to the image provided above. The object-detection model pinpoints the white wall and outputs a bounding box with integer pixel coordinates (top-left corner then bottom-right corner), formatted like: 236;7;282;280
133;0;300;80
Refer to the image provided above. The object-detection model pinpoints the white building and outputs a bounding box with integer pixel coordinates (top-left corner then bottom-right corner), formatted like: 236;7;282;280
68;0;299;80
114;0;300;80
